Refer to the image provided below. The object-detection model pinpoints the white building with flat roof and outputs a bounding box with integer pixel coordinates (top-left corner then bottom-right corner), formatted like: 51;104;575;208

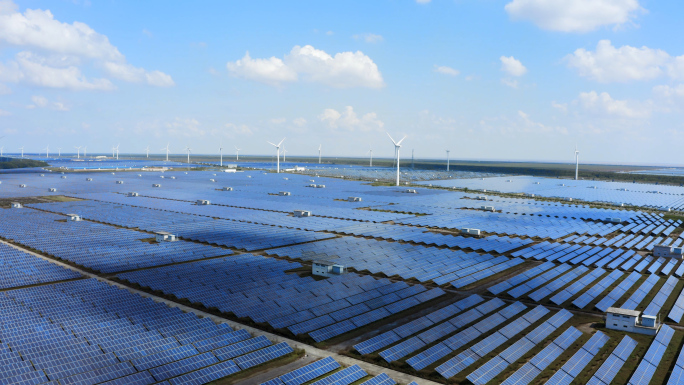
312;260;347;277
606;307;659;335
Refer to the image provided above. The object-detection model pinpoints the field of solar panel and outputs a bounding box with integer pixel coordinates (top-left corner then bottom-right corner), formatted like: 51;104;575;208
5;164;684;384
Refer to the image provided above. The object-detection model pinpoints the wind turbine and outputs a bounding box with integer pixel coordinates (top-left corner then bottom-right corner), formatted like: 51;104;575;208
318;144;322;164
112;146;115;158
0;146;3;156
115;144;120;160
161;143;170;161
185;146;192;164
44;145;50;158
74;146;81;159
234;146;240;161
387;132;407;186
19;146;24;158
57;147;61;157
266;138;285;173
367;146;373;167
145;146;149;158
219;141;223;167
282;146;287;162
446;150;450;172
574;145;580;180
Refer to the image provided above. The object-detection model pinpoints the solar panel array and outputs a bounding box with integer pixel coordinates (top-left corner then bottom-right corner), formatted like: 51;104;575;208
587;335;638;385
501;326;583;385
595;272;642;312
419;175;684;210
0;242;81;289
667;341;684;385
465;309;573;383
27;200;335;252
0;279;292;384
544;331;609;385
353;294;484;355
377;298;506;363
116;255;444;341
405;301;527;370
435;305;550;378
668;286;684;322
628;325;675;385
0;208;229;273
267;237;518;286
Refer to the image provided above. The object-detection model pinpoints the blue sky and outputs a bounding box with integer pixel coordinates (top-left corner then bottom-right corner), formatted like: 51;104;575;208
2;0;684;165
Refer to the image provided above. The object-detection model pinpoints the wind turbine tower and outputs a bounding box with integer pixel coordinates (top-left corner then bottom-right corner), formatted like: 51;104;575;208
267;138;285;173
318;144;321;164
368;146;373;167
161;143;170;161
185;146;192;164
574;145;580;180
74;146;81;159
446;150;450;172
219;141;223;167
44;145;49;158
145;146;149;158
115;144;120;160
387;133;407;186
19;147;24;158
57;148;61;157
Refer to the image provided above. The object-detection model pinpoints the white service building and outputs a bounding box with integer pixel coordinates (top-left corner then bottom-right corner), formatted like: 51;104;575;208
605;307;659;335
312;260;347;277
155;231;178;242
654;245;684;259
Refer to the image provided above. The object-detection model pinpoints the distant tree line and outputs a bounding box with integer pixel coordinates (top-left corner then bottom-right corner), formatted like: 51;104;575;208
0;157;49;169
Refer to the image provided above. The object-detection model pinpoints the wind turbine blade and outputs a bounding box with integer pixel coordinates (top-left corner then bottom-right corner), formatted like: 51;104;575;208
277;137;286;147
386;132;397;145
267;141;276;147
396;135;407;145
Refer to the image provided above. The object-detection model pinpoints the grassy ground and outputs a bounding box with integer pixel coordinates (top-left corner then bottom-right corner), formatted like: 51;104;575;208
207;349;305;384
37;195;84;202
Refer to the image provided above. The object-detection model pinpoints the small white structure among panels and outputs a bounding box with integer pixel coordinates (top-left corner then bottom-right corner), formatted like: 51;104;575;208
312;260;347;277
155;231;178;242
653;245;684;259
606;307;659;335
294;210;312;218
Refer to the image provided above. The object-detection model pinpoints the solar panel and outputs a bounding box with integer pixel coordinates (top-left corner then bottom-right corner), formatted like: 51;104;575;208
233;342;293;370
279;356;340;385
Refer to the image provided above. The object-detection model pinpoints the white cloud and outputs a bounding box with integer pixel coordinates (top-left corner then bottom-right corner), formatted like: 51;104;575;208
0;1;173;88
318;106;384;131
517;110;568;134
577;90;651;118
0;51;115;91
500;56;527;76
227;45;384;88
566;40;669;83
653;84;684;99
0;83;11;94
0;108;11;116
165;117;204;137
416;0;431;3
552;101;568;113
434;65;459;76
270;117;286;124
501;78;519;88
28;95;68;110
353;33;384;43
31;95;47;107
225;122;253;136
293;117;307;127
226;52;297;86
505;0;642;33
